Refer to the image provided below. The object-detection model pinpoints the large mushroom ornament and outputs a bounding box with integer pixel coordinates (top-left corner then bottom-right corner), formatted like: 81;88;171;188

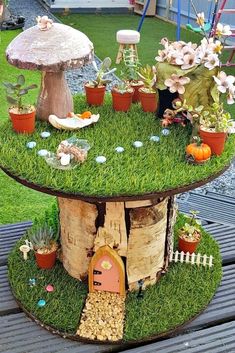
6;17;94;121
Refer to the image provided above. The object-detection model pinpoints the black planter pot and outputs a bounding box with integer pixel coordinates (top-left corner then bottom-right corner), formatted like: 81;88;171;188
157;89;179;118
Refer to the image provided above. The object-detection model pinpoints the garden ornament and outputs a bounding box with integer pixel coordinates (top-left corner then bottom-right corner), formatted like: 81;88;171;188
48;113;100;130
6;21;94;121
19;244;31;260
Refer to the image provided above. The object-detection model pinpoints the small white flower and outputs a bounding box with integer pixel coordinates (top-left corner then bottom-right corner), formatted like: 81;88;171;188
215;23;232;37
213;71;235;93
196;12;205;27
204;53;220;70
101;260;112;270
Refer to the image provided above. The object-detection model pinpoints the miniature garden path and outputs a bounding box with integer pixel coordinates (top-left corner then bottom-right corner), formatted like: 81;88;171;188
1;190;235;352
77;291;125;341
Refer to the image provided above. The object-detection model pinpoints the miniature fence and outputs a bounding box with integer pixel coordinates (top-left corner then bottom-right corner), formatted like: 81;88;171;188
169;251;213;267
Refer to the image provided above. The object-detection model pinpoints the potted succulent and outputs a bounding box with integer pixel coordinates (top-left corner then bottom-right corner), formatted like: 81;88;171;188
178;211;202;254
111;79;134;112
30;226;58;269
84;57;116;106
137;65;158;112
3;74;37;134
122;49;143;103
199;102;232;155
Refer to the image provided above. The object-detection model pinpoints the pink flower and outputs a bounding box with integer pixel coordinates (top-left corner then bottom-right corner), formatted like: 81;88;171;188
213;71;235;93
181;52;197;70
164;74;190;94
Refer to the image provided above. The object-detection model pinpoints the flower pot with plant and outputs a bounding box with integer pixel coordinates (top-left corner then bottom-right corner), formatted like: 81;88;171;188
199;102;232;155
30;226;58;269
137;65;158;112
178;210;202;254
122;49;143;103
85;57;116;106
111;80;134;112
3;75;37;134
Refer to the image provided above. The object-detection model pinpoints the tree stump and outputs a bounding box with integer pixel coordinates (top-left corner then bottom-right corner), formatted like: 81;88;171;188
58;196;176;290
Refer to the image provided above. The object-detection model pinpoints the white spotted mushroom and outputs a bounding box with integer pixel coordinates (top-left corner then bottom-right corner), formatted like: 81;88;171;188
6;20;94;121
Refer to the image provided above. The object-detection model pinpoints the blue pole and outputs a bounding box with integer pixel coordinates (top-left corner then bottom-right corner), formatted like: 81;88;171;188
187;0;190;24
177;0;181;40
137;0;151;32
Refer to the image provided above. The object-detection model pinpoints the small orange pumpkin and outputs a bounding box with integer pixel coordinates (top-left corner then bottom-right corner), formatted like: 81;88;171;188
186;137;211;164
81;111;92;119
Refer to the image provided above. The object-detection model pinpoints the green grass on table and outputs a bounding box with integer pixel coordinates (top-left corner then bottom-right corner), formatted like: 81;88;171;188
8;213;222;339
0;95;234;197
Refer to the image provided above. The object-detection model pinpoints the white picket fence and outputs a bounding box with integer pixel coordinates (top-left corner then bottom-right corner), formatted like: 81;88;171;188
169;250;213;268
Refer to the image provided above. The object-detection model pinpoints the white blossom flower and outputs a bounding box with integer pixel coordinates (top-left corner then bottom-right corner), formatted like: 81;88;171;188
227;85;235;105
215;23;232;37
213;71;235;93
164;74;190;94
196;12;205;27
204;53;220;70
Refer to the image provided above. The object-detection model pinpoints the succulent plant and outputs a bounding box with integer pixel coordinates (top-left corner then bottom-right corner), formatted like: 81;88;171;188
200;102;233;132
180;210;201;241
3;74;37;112
122;49;142;82
30;226;57;253
137;65;157;93
89;57;117;87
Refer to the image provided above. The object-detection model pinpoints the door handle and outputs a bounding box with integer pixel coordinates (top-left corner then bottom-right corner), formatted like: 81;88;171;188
93;281;102;286
93;269;102;275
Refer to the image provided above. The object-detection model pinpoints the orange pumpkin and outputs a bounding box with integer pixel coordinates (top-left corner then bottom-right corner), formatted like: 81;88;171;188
81;111;92;119
186;138;211;164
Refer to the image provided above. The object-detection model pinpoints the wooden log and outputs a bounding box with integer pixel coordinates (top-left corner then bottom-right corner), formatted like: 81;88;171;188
37;71;74;121
58;197;98;280
127;198;169;290
163;196;178;271
94;202;128;257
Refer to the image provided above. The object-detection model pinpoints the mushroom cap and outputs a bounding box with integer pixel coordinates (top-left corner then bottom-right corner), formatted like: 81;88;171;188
6;23;94;72
19;245;30;252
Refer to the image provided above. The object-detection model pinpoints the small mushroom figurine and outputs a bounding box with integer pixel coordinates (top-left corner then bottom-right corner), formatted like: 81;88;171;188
6;20;94;121
19;245;31;260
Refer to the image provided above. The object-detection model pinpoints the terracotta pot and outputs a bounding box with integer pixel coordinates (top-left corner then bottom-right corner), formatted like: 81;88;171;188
35;250;57;269
130;82;144;103
178;236;200;254
9;108;35;134
111;89;133;112
199;128;227;156
84;84;106;106
139;89;159;113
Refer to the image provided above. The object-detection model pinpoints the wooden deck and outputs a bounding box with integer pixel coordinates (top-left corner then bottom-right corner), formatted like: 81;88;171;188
0;191;235;352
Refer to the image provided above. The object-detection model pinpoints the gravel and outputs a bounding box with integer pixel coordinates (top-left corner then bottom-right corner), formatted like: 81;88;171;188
7;0;235;197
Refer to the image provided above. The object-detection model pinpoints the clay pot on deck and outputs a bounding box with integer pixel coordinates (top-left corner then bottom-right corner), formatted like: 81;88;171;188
111;88;133;112
199;128;227;156
35;250;57;269
9;107;36;134
84;84;106;106
139;89;159;113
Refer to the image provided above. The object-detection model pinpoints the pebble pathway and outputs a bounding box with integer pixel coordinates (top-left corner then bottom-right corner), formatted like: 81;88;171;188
77;291;125;341
7;0;235;197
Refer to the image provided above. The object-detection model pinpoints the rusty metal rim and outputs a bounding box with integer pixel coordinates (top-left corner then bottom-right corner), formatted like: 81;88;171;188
0;164;230;203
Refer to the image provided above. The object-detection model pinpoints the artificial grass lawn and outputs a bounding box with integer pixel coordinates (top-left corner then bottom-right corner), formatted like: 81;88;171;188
8;214;222;340
0;95;234;198
0;15;235;222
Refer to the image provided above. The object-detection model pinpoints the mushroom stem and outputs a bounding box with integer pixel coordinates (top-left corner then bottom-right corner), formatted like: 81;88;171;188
37;71;74;121
19;245;30;260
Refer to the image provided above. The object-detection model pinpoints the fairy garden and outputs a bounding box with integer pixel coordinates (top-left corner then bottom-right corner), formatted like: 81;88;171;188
1;12;235;344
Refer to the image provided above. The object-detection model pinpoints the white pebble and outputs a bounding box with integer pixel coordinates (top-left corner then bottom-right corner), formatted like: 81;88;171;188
115;146;124;153
40;131;51;139
60;154;71;166
150;135;160;142
162;129;170;136
26;141;36;149
133;141;143;148
96;156;106;164
38;149;48;157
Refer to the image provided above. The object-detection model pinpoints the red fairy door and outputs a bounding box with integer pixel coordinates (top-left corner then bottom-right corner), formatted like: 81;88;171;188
89;245;125;296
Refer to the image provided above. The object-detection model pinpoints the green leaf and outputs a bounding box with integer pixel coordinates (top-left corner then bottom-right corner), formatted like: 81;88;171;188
2;82;15;90
6;87;15;95
17;74;25;86
26;84;38;90
6;96;17;105
19;89;28;96
12;84;21;89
